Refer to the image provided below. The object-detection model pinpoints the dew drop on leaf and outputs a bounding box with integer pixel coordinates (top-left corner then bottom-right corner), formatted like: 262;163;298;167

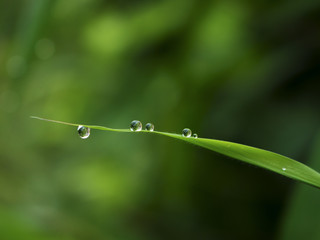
77;125;90;139
193;133;198;138
282;167;287;171
145;123;154;131
182;128;192;137
130;120;142;132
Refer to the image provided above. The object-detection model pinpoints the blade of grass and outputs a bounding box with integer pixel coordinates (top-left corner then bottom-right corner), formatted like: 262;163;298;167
30;116;320;189
278;128;320;240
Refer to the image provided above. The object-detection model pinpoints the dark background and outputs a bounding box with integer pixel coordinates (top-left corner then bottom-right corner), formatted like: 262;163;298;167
1;0;320;239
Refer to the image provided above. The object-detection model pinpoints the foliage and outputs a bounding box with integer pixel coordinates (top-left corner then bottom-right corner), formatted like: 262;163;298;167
1;0;320;239
32;116;320;189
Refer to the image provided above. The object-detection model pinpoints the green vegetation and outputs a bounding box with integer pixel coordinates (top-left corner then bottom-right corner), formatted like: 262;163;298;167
32;116;320;189
1;0;320;239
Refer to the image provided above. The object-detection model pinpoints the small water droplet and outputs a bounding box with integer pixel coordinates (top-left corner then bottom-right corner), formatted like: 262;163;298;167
282;167;286;171
77;125;90;139
145;123;154;131
192;133;198;138
130;120;142;132
182;128;192;137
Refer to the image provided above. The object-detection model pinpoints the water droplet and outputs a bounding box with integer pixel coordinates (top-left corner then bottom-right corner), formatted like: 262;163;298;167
77;125;90;139
282;167;286;171
182;128;192;137
145;123;154;131
192;133;198;138
130;120;142;132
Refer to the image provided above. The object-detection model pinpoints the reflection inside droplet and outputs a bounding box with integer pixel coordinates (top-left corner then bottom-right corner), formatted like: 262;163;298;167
130;120;142;132
77;125;90;139
145;123;154;131
182;128;192;137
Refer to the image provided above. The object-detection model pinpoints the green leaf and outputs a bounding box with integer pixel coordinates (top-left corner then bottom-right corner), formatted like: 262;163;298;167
31;116;320;189
279;128;320;240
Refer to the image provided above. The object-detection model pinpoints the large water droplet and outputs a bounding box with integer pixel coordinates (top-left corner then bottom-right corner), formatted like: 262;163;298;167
192;133;198;138
77;125;90;139
145;123;154;131
182;128;192;137
130;120;142;132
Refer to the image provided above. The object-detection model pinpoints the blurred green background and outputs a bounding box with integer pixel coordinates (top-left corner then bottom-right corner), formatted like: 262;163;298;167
1;0;320;239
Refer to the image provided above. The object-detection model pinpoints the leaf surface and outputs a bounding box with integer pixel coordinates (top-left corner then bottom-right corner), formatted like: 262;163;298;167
31;116;320;189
